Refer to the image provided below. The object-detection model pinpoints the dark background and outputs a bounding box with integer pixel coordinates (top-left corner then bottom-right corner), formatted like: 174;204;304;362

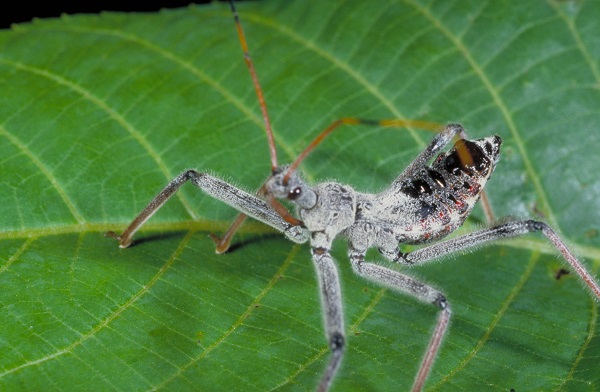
0;1;230;29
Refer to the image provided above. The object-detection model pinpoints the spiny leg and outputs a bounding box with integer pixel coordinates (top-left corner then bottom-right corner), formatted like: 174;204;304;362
210;199;304;253
348;248;451;392
352;221;599;390
314;249;345;392
210;182;304;253
309;234;346;392
379;220;600;300
106;169;308;248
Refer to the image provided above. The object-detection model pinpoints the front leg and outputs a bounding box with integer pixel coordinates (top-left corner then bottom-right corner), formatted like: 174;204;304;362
106;169;309;248
310;232;345;392
396;123;466;182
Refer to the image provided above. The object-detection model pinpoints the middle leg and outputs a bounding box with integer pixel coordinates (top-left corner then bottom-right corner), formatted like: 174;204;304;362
348;247;451;392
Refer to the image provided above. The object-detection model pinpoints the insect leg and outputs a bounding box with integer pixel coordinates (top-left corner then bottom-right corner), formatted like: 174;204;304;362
311;244;345;392
381;220;600;300
394;123;466;182
349;248;451;392
106;169;309;248
210;179;304;253
209;212;248;254
478;189;495;224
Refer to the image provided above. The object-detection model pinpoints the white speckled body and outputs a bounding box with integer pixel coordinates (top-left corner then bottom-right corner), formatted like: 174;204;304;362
284;133;502;258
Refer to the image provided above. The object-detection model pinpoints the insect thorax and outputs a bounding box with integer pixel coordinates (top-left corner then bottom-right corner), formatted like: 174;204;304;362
299;182;357;241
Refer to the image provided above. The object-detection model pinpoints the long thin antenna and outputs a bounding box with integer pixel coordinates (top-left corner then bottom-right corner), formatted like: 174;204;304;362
283;118;443;183
228;0;278;171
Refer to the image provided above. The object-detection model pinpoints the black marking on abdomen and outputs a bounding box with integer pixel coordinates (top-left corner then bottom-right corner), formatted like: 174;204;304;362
444;139;491;177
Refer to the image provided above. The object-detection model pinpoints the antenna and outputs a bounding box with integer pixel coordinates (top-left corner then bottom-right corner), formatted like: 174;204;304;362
228;0;278;172
283;118;444;183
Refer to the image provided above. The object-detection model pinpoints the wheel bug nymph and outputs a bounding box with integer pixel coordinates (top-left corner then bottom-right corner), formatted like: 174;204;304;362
106;1;600;391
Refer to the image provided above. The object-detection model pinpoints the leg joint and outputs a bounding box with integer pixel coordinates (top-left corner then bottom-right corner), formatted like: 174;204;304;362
378;247;412;265
525;219;548;232
397;251;414;265
433;294;449;310
349;249;365;272
330;332;345;352
182;169;202;180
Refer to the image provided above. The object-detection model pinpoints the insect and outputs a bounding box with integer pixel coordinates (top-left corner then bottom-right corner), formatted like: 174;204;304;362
106;1;600;391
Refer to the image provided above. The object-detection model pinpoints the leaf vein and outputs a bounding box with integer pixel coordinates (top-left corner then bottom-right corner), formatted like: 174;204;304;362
404;0;560;229
242;10;428;149
0;230;195;379
150;244;302;391
0;57;197;221
0;124;84;224
431;251;541;389
549;0;600;86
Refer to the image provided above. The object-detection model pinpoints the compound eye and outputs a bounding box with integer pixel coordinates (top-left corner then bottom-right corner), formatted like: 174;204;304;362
288;186;302;200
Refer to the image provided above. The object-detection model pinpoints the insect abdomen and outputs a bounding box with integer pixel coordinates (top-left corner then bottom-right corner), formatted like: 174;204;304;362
397;136;502;243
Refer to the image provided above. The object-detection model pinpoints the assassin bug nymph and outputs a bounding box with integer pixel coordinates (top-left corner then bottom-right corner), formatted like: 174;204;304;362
106;1;600;391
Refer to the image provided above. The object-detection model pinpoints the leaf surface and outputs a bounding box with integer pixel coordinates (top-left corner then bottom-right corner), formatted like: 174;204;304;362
1;0;599;390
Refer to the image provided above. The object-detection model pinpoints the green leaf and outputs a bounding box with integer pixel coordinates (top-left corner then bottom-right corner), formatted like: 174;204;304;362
1;0;599;390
